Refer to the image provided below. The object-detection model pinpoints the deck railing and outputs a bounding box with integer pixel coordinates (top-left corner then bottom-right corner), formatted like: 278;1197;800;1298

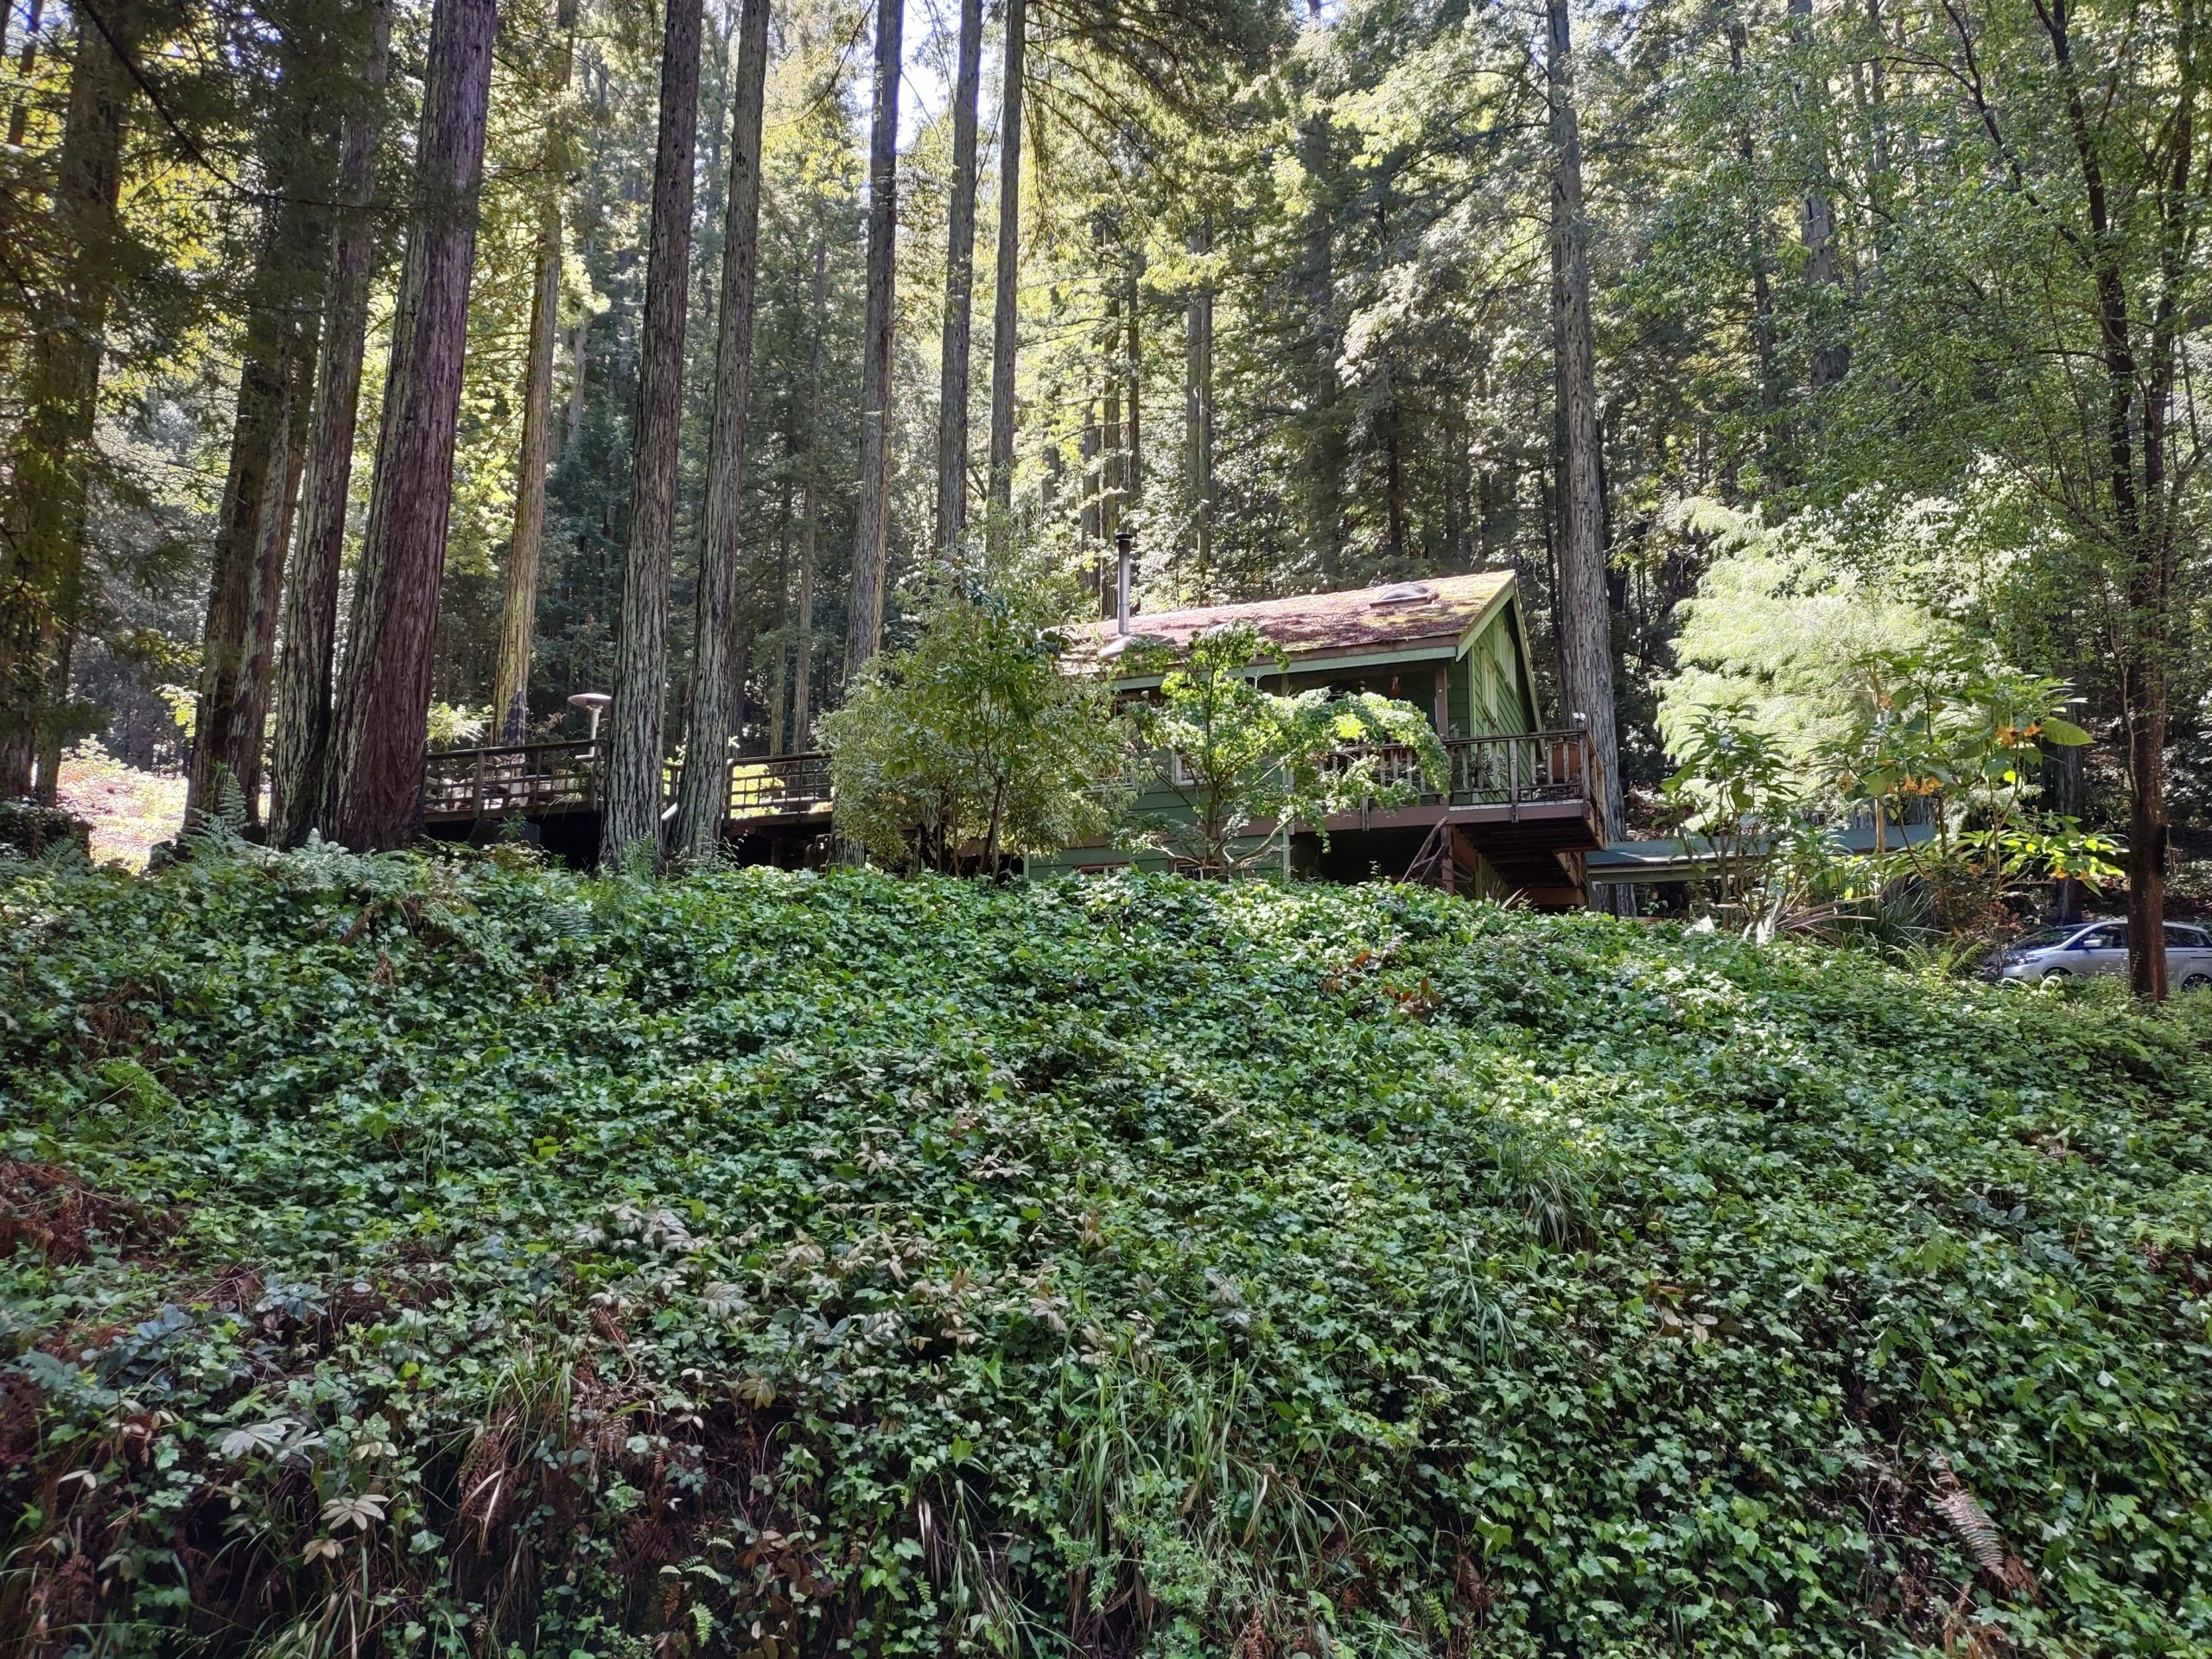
1322;728;1597;810
726;753;832;822
422;739;603;819
423;731;1595;827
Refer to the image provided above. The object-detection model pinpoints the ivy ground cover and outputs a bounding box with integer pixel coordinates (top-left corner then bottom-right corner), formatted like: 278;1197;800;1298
2;849;2209;1657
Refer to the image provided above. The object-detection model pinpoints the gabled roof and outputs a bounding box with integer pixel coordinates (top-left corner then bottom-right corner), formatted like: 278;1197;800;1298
1065;570;1518;672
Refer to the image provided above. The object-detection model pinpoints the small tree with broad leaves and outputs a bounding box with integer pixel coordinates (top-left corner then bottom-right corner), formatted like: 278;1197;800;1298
1123;623;1446;876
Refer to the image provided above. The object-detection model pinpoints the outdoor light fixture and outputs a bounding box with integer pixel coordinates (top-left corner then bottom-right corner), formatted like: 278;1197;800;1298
568;690;613;743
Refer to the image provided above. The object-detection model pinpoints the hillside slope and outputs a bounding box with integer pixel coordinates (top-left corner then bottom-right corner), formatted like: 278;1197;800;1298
2;849;2209;1657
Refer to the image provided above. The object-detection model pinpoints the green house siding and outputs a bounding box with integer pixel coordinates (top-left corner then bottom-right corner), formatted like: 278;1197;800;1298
1027;583;1554;885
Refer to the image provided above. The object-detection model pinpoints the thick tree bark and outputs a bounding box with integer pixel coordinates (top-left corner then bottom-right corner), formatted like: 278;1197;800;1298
670;0;771;861
985;0;1026;510
935;0;983;551
843;0;904;677
187;181;327;828
491;206;563;745
234;346;320;817
491;0;576;747
0;2;149;799
597;0;704;867
270;0;390;848
321;0;499;851
791;232;827;749
1546;0;1624;862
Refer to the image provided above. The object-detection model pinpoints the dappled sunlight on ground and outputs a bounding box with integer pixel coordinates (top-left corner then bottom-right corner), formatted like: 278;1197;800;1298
55;742;185;869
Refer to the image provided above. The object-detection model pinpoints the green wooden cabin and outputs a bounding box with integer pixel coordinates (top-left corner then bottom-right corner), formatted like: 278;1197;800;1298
1026;572;1604;906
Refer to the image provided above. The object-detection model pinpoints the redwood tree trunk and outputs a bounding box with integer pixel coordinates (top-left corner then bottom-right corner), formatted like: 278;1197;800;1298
270;0;390;847
492;0;575;746
234;337;320;818
985;0;1025;509
670;0;771;861
791;232;827;749
321;0;499;851
597;0;703;866
1546;0;1623;862
934;0;983;551
492;202;564;744
1299;105;1341;586
843;0;905;677
188;184;325;828
1184;218;1211;588
0;3;149;799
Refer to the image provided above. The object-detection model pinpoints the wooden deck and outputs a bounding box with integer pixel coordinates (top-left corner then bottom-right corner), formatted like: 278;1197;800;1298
419;729;1599;898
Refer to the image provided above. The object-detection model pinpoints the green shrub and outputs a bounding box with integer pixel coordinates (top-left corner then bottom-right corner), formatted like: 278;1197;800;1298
1;849;2208;1657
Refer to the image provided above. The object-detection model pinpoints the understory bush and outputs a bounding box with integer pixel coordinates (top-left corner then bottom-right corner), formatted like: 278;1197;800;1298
1;849;2209;1657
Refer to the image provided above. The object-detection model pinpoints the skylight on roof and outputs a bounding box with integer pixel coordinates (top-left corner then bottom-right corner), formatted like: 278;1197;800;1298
1369;582;1433;606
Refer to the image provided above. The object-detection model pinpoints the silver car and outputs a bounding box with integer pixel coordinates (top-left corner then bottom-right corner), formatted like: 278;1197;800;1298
1996;919;2212;990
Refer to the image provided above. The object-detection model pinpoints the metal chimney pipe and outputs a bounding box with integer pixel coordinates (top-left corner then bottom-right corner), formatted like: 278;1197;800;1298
1115;527;1135;635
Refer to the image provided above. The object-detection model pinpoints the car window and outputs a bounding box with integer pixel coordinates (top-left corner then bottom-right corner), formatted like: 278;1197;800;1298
2077;925;2125;950
2164;923;2209;948
2014;925;2084;951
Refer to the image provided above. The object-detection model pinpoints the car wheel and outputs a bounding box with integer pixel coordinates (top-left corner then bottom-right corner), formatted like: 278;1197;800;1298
2184;972;2212;993
2040;968;2069;981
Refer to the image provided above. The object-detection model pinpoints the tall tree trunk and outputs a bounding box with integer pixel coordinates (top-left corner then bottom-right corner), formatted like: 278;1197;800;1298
270;0;390;848
2037;0;2187;997
843;0;904;677
0;2;149;799
491;0;576;747
1080;397;1100;545
490;207;562;744
985;0;1025;510
670;0;771;861
768;465;791;756
235;344;321;819
598;0;704;866
1299;105;1341;586
1102;294;1122;563
1382;357;1406;563
935;0;983;551
188;168;328;829
1788;0;1847;390
1124;255;1142;508
321;0;499;851
791;231;827;750
1546;0;1624;864
1729;18;1780;420
1184;219;1211;588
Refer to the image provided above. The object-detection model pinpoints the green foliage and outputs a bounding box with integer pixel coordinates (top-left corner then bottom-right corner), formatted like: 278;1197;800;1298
1660;513;2121;942
822;563;1123;874
1124;623;1447;875
3;852;2209;1656
1824;641;2118;932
